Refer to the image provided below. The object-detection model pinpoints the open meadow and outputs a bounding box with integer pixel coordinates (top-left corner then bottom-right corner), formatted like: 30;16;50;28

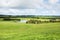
0;21;60;40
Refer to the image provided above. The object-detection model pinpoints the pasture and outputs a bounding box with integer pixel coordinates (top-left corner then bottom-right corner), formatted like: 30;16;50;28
0;21;60;40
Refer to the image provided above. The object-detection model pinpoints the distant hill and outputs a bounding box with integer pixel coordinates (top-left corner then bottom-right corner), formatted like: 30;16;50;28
0;15;60;19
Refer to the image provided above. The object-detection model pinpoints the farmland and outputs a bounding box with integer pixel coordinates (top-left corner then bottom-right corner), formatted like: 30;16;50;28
0;21;60;40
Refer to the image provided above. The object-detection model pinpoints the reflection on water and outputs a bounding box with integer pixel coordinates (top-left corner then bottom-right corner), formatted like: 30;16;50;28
20;20;27;22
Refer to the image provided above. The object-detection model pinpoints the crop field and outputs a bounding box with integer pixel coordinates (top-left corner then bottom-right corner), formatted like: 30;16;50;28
0;21;60;40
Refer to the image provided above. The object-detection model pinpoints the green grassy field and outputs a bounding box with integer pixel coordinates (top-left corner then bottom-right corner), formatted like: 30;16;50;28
0;21;60;40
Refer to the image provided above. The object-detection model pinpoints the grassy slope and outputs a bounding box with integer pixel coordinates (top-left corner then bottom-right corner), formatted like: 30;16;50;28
0;21;60;40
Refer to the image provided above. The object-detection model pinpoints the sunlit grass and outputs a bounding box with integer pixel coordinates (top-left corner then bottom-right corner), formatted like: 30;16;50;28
0;21;60;40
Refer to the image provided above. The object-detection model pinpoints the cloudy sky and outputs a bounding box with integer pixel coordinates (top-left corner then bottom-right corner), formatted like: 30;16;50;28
0;0;60;15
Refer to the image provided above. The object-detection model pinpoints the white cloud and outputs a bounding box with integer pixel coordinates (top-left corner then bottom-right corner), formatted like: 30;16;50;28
0;0;44;8
9;9;36;15
0;0;24;7
0;0;59;9
0;0;60;15
0;8;60;15
49;0;59;4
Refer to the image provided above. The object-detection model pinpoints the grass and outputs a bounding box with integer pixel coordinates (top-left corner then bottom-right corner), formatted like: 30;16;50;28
0;21;60;40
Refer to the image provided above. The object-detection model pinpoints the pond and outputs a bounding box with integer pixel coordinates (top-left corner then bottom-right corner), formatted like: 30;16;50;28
20;20;27;23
